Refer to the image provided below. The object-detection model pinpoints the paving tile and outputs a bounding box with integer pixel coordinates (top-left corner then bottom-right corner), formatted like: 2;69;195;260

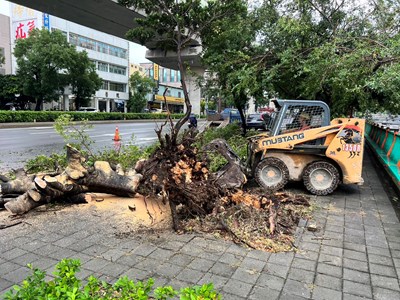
222;278;253;298
319;253;342;267
47;248;78;260
135;258;164;271
343;249;367;262
256;273;284;290
0;248;28;261
81;244;111;256
148;248;175;261
239;257;266;272
292;257;317;271
268;252;294;266
373;287;400;300
343;258;368;272
279;292;310;300
176;268;204;284
99;262;130;278
315;273;342;291
120;267;153;282
115;254;144;267
186;257;215;272
371;274;400;291
368;254;394;266
343;280;372;298
209;262;237;278
101;248;126;262
288;267;315;284
82;258;111;272
157;240;185;251
225;243;249;257
218;252;244;266
248;286;280;300
343;268;370;285
155;262;183;278
343;242;366;253
0;261;23;275
282;279;312;299
316;263;342;278
220;293;246;300
0;278;13;293
231;267;260;285
312;286;342;300
53;236;77;248
320;245;343;257
12;252;41;267
246;249;271;261
369;263;397;277
343;293;372;300
295;250;319;261
298;241;321;252
198;273;229;290
366;245;391;257
168;253;194;267
130;243;157;257
263;262;290;278
2;266;31;284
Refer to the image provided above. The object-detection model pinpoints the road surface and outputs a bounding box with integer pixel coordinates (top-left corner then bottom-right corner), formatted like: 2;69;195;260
0;121;183;172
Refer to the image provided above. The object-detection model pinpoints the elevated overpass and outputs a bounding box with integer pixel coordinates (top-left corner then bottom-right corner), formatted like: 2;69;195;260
8;0;204;113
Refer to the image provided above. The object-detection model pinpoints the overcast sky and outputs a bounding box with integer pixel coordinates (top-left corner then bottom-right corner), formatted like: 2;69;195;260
0;0;149;64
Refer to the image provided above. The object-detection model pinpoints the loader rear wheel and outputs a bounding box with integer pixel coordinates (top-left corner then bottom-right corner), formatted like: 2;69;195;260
255;157;289;191
303;161;340;195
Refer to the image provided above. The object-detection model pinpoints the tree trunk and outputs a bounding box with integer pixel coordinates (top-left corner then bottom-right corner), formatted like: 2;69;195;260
2;145;142;215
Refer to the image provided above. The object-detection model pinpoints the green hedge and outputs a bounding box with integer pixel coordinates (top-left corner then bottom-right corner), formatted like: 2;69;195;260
0;111;185;123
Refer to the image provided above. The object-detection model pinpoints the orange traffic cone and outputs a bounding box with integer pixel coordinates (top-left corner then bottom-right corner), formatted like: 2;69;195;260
113;126;121;141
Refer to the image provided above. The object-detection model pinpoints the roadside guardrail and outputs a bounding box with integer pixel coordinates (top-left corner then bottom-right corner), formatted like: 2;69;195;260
365;123;400;191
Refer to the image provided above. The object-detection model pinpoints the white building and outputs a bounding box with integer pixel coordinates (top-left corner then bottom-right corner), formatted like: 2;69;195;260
9;3;129;112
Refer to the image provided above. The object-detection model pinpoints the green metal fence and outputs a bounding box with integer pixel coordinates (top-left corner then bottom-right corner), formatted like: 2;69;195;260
366;123;400;189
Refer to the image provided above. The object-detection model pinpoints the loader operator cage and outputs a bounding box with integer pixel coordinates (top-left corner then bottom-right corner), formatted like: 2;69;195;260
270;99;331;136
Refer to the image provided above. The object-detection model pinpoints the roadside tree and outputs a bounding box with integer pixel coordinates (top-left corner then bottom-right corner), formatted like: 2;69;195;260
118;0;248;145
14;29;101;111
68;51;102;110
128;71;155;113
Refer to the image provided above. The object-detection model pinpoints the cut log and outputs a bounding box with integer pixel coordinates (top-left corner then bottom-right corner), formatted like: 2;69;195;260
2;145;143;215
4;193;45;214
0;169;35;194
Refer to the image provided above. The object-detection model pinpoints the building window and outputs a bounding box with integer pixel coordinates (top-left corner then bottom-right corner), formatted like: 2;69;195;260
97;41;108;54
170;70;175;82
178;91;181;98
98;62;108;72
177;71;181;82
109;64;126;75
69;32;127;59
101;80;109;90
109;82;126;92
69;33;78;45
163;68;168;82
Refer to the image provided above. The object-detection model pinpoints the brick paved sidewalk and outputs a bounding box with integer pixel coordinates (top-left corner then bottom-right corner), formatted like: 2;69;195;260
1;151;400;299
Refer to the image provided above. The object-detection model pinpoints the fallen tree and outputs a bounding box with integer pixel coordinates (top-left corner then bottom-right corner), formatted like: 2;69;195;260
1;145;142;215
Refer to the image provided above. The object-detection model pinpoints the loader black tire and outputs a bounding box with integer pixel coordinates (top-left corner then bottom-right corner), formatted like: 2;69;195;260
303;161;340;195
255;157;289;191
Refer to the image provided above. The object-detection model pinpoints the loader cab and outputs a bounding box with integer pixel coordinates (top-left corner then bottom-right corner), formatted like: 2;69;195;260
270;99;331;136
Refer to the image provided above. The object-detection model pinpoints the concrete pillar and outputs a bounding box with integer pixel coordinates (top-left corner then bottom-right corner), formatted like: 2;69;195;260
63;95;70;111
185;66;205;115
106;99;110;112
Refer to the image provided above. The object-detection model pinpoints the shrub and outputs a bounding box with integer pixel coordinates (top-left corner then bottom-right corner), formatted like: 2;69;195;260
2;259;222;300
